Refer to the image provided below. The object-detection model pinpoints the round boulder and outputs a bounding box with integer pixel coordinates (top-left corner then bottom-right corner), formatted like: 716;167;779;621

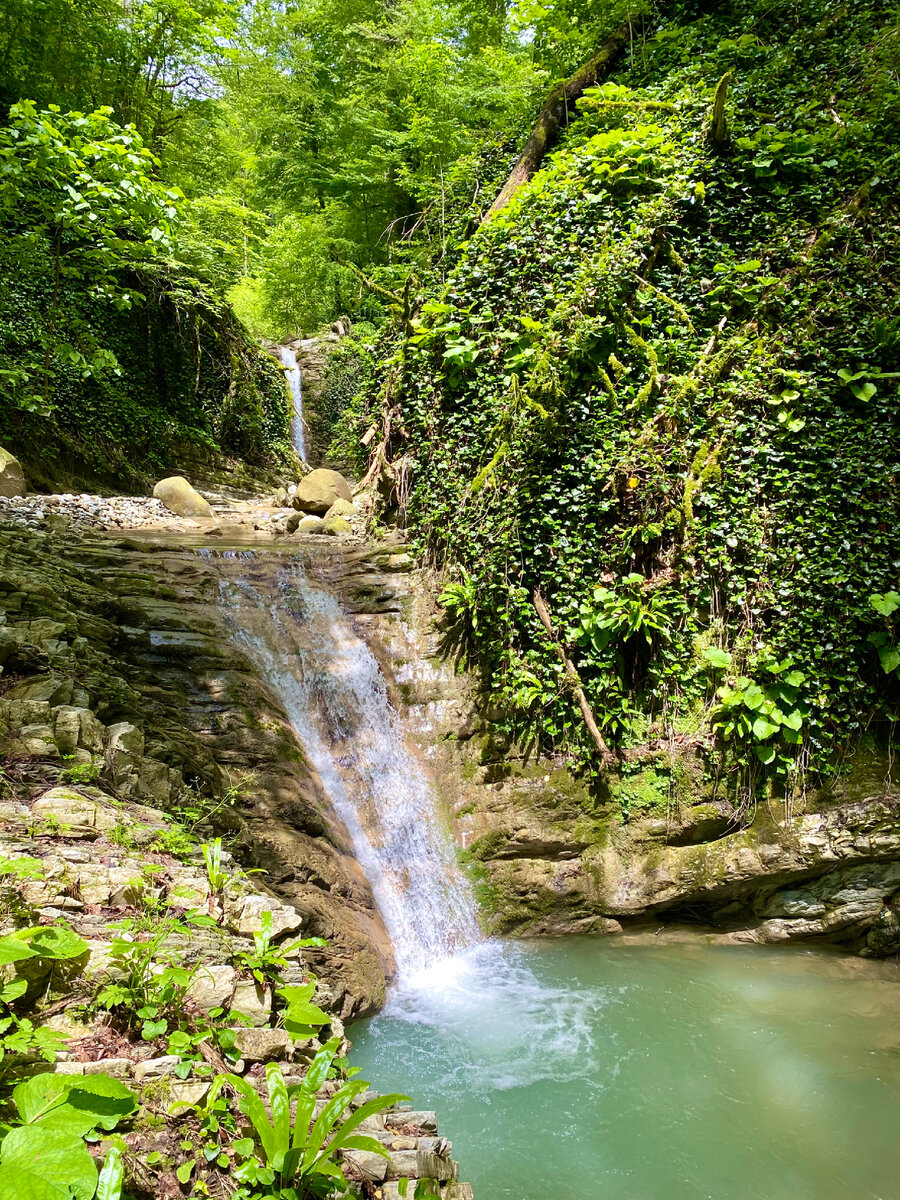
152;476;214;519
293;469;352;515
0;446;25;498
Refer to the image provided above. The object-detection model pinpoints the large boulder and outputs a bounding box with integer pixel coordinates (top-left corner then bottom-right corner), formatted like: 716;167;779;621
0;446;25;498
152;476;214;519
292;469;352;515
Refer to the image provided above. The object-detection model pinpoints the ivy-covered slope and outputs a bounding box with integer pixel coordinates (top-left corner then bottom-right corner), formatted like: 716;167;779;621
0;246;292;491
357;0;900;795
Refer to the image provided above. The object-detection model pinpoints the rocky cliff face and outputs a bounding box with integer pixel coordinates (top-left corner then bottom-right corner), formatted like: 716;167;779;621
0;525;395;1017
352;564;900;957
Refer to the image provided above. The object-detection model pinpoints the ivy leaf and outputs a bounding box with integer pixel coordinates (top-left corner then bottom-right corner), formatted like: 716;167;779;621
869;591;900;618
751;715;780;740
701;646;732;669
876;644;900;675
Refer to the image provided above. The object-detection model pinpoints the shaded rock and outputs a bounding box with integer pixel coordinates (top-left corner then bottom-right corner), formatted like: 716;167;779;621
152;476;214;520
233;1027;291;1063
293;469;352;515
284;511;302;534
0;446;25;498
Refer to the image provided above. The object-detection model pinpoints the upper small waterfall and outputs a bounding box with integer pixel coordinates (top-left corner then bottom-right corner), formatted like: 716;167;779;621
280;345;306;459
211;554;482;981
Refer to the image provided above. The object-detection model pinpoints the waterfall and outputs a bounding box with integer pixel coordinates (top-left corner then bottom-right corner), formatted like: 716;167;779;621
210;553;482;981
280;345;306;459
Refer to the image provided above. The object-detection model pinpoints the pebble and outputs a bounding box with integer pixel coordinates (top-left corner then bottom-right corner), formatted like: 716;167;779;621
0;493;170;531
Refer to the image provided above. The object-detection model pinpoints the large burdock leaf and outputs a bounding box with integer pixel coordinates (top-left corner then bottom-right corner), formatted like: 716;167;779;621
0;1126;98;1199
14;1072;137;1136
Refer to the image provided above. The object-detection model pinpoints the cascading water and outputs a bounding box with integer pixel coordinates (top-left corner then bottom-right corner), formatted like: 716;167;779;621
203;548;900;1200
211;552;481;979
279;345;306;459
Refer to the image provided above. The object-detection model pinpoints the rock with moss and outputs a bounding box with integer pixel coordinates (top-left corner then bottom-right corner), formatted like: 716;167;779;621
292;468;352;514
152;476;214;519
0;446;25;497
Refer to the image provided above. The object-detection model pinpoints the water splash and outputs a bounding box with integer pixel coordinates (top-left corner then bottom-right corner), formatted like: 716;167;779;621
280;345;306;459
211;555;481;980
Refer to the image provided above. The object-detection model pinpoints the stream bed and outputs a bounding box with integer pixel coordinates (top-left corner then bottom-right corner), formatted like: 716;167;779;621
350;939;900;1200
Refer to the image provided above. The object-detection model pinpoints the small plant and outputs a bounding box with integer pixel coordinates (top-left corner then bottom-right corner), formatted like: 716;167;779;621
235;911;325;993
201;837;230;896
166;1010;246;1079
59;759;103;785
0;924;88;1080
91;918;199;1041
712;653;808;768
867;590;900;675
0;1070;136;1196
215;1038;406;1197
276;982;332;1043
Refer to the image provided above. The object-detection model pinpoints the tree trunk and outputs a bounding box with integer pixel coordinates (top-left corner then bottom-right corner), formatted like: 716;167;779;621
483;23;632;222
531;588;617;769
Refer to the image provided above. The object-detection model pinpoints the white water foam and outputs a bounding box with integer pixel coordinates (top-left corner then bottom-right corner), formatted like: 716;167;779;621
211;555;481;980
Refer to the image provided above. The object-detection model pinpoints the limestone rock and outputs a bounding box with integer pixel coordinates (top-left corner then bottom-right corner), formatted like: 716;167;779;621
32;788;119;835
134;1055;180;1082
293;469;352;515
343;1149;388;1182
107;722;144;761
233;893;303;939
324;498;357;520
0;446;25;498
187;963;237;1011
233;1027;291;1063
232;979;273;1026
298;515;325;534
152;476;214;520
322;515;352;537
169;1080;211;1108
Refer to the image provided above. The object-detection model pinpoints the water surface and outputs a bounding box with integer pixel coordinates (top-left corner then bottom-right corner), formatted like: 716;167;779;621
351;940;900;1200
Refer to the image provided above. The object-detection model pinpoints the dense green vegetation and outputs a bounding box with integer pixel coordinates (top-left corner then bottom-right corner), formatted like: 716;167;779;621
1;0;898;781
337;0;900;800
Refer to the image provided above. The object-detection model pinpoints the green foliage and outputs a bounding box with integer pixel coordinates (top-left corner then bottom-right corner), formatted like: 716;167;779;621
0;1071;136;1200
212;1040;407;1198
59;762;102;786
372;0;900;801
89;917;200;1040
234;911;326;992
0;925;88;1080
712;654;809;770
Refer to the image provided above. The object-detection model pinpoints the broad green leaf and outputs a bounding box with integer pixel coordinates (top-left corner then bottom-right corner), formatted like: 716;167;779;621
96;1147;123;1200
19;926;88;961
265;1062;291;1158
870;591;900;618
751;716;780;741
0;1126;97;1200
877;644;900;675
701;647;731;669
0;937;38;965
